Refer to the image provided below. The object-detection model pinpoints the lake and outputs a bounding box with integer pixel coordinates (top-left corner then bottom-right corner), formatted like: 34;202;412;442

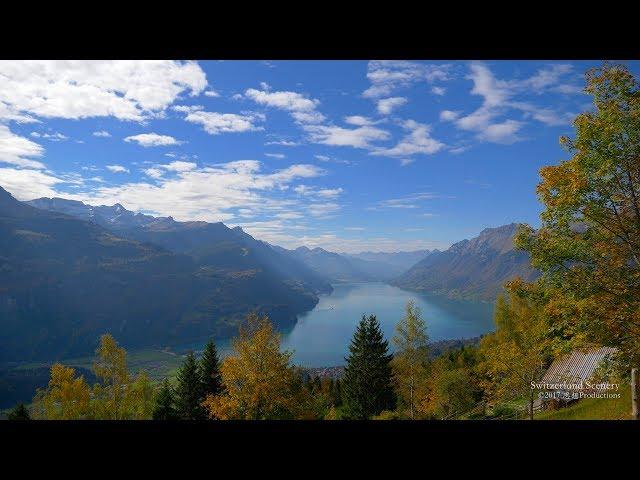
281;282;495;367
0;282;497;408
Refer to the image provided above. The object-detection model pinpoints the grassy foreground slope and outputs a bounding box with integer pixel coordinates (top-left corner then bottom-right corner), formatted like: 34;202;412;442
536;384;632;420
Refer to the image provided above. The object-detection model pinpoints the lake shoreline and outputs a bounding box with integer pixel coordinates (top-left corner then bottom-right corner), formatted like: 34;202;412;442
299;335;483;379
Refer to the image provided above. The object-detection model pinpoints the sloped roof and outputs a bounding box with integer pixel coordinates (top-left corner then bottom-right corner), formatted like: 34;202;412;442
541;347;618;384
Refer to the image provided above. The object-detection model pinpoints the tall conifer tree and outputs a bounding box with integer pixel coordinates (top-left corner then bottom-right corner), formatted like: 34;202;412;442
8;403;30;420
342;315;396;419
175;351;205;420
152;379;178;420
200;340;223;397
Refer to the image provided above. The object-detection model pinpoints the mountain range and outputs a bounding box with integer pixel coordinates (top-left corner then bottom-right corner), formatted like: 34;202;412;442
391;223;538;300
1;188;331;361
2;187;538;361
26;197;433;284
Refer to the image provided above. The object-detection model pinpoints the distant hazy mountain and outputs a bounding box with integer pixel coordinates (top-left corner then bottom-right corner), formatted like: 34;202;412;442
274;246;373;282
271;246;435;283
1;189;329;361
346;250;433;271
391;224;538;301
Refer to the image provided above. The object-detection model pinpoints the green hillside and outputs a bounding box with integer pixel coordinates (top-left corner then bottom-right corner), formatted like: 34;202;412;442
536;384;632;420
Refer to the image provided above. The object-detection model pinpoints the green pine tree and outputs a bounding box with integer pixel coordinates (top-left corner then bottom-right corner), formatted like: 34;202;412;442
334;378;342;407
152;379;178;420
175;351;205;420
342;315;396;419
7;403;30;420
199;340;223;398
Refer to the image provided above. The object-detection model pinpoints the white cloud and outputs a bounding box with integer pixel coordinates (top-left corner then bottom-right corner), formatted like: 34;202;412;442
0;60;207;121
431;86;446;96
452;62;577;144
265;153;285;159
245;88;318;112
92;130;111;137
523;64;573;92
163;161;197;172
314;155;331;162
244;87;325;124
0;102;40;123
143;168;164;179
440;110;460;122
290;111;326;124
0;125;45;169
452;64;510;140
511;102;575;126
273;211;303;220
344;115;377;126
304;123;390;149
449;145;470;154
124;132;182;147
477;119;523;144
469;63;511;107
142;160;196;178
551;84;584;95
0;167;64;199
106;165;130;173
67;161;326;223
449;63;515;143
376;97;407;115
363;61;453;99
316;188;344;198
265;140;299;147
171;105;204;113
294;184;343;199
204;89;220;97
308;202;340;217
376;192;441;209
371;120;445;157
30;131;68;141
237;227;448;254
184;110;264;135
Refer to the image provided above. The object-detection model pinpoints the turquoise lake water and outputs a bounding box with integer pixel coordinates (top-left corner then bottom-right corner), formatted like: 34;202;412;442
280;282;495;367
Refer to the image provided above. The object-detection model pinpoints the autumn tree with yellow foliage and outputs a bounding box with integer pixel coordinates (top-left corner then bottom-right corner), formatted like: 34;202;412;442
515;63;640;367
202;313;315;420
32;363;91;419
477;284;551;420
32;334;156;420
391;301;430;419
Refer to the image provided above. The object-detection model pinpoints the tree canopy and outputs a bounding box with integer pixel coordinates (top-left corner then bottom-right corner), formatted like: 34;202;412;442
516;63;640;366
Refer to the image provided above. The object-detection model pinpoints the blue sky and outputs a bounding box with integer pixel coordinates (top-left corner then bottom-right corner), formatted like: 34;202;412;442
1;60;638;252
